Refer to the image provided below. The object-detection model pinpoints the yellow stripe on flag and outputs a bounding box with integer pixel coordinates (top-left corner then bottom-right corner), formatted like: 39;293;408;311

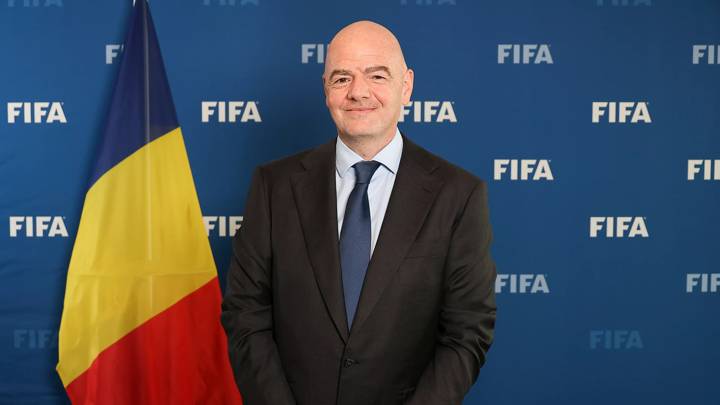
57;128;217;386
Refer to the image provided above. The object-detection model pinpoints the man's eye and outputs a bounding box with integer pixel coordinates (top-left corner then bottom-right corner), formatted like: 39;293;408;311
334;77;350;84
372;75;387;80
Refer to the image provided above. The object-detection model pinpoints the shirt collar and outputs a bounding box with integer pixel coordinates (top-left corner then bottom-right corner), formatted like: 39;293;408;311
336;128;403;178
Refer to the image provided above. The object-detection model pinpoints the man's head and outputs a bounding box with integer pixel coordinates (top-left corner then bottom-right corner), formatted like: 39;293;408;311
322;20;414;144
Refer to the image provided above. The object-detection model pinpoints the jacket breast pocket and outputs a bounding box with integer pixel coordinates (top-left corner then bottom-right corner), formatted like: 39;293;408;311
404;238;448;259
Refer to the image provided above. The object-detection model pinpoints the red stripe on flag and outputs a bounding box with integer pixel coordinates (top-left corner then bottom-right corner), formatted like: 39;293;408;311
65;278;242;405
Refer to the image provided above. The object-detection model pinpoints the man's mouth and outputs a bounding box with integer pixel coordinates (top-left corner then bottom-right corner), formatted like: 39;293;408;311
344;106;377;112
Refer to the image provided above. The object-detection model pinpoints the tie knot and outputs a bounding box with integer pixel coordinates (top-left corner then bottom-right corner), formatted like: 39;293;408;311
352;160;381;184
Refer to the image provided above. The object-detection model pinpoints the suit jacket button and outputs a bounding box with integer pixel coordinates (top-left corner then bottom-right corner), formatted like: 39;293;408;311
343;358;356;368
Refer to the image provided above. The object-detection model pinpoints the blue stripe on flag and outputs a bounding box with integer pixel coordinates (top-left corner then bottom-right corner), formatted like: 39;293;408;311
89;0;178;188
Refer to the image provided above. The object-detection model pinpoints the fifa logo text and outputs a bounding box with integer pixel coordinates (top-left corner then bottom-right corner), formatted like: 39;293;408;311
687;160;720;180
589;217;648;238
9;216;68;237
592;102;651;123
495;274;549;294
590;330;643;349
400;101;456;123
686;274;720;293
497;44;553;64
201;101;261;123
7;102;66;124
493;159;553;181
301;44;326;64
203;216;243;237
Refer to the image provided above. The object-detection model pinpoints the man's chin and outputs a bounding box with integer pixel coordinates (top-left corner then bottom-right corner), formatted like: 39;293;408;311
340;130;381;141
338;124;389;140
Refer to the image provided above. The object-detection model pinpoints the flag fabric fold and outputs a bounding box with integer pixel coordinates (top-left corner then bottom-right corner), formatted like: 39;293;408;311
56;1;242;403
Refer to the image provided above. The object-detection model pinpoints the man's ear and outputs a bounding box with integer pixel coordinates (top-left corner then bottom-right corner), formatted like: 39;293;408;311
322;75;328;97
401;68;414;104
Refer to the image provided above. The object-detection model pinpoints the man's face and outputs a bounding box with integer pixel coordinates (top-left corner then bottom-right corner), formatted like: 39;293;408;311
323;34;413;142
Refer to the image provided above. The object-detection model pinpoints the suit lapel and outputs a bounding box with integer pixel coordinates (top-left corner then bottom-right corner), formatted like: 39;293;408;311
350;136;444;335
291;139;350;343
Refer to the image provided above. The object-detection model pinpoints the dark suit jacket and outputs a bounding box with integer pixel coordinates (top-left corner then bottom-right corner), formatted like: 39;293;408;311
221;134;497;405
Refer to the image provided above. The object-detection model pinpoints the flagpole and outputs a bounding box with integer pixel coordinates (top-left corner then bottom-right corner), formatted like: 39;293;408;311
142;0;153;260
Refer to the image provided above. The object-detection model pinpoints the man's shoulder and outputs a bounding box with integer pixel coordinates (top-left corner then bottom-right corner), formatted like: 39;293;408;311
255;138;335;178
252;135;487;193
257;149;311;174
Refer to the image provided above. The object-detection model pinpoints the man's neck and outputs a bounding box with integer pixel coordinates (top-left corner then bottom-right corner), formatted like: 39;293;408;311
338;129;396;160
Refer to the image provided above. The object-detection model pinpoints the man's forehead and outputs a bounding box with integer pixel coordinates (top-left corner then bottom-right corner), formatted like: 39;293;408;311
329;53;394;68
328;39;397;59
324;21;407;75
325;50;403;75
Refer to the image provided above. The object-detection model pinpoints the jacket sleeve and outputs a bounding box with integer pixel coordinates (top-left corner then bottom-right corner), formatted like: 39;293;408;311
406;180;497;405
221;166;296;405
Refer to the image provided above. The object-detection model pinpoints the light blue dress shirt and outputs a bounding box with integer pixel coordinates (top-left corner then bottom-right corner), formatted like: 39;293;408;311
336;128;403;256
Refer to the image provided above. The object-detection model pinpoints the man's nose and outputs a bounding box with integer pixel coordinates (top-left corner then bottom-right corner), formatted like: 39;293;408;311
347;76;370;100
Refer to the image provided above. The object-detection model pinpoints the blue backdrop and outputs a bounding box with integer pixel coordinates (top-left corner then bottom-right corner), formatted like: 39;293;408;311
1;0;718;404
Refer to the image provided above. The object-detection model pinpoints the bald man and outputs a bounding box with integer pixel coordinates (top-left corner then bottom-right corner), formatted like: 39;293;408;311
221;21;496;405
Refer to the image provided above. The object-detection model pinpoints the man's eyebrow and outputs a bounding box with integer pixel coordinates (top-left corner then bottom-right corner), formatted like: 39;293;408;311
328;69;353;80
327;66;393;81
365;66;392;77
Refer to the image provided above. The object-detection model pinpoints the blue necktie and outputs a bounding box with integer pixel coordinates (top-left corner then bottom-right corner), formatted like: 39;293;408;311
340;160;381;329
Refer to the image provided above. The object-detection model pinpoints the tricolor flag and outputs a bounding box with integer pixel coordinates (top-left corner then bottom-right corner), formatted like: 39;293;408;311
56;1;242;403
